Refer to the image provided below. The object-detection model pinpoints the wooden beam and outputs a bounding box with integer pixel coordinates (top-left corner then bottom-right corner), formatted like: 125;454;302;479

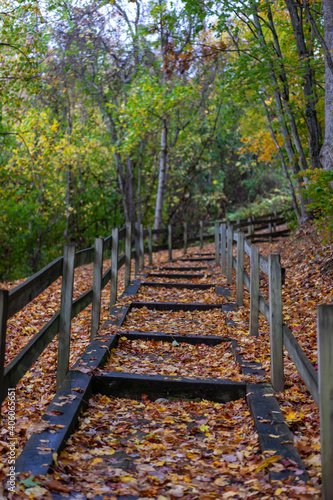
57;244;75;389
91;238;104;340
236;231;244;306
110;228;119;307
125;222;132;287
317;304;333;500
269;254;284;392
250;245;260;337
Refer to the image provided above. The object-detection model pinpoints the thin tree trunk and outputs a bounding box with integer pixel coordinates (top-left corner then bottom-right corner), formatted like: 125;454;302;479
154;120;168;230
284;0;322;170
320;0;333;179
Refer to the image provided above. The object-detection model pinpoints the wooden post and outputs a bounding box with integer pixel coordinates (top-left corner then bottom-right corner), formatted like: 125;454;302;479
148;225;153;265
125;222;132;287
215;221;220;266
57;244;75;389
227;224;233;284
247;217;252;237
269;254;284;392
251;215;255;237
139;223;144;270
168;224;172;261
317;304;333;500
199;220;203;249
220;223;227;275
269;215;273;243
236;230;244;307
91;238;103;340
273;210;277;232
0;290;9;406
135;222;140;277
183;222;188;255
110;228;119;307
250;245;260;337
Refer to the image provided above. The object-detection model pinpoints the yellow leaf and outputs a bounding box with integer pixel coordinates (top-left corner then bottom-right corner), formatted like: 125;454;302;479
255;454;281;472
91;458;103;465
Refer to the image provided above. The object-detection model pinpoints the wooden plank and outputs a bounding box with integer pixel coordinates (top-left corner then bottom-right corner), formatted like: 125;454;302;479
120;331;232;345
135;223;140;278
110;228;119;307
0;290;9;408
259;294;270;320
176;257;215;262
162;266;209;271
283;324;318;404
247;383;308;482
199;220;203;249
244;238;251;257
57;244;75;389
250;245;260;337
227;224;233;284
90;238;104;340
72;334;118;372
236;231;244;307
259;254;269;275
94;372;246;403
215;221;220;266
139;223;144;270
125;222;132;288
8;257;63;318
221;223;227;274
317;304;333;500
269;254;284;392
15;371;92;476
168;224;172;261
140;282;215;289
183;222;187;255
101;266;111;290
148;225;153;266
130;301;222;312
147;273;205;279
74;247;94;268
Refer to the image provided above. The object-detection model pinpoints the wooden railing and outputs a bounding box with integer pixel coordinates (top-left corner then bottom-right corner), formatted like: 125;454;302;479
219;222;331;499
0;210;331;496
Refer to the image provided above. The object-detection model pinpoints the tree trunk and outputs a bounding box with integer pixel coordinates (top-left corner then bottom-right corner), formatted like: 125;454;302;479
284;0;322;170
320;0;333;179
154;120;168;230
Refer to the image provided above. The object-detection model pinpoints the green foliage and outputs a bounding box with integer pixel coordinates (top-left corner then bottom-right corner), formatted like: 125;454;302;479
301;169;333;238
228;189;292;221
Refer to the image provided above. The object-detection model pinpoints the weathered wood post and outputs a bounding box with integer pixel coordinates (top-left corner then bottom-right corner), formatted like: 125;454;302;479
268;254;284;392
57;244;75;389
227;223;234;284
317;304;333;500
251;215;255;237
236;230;244;307
247;217;252;238
215;222;220;266
273;210;277;232
0;289;9;406
269;215;273;243
199;220;203;249
91;238;103;340
135;222;140;277
220;222;227;275
250;245;260;336
148;225;153;266
139;223;144;270
168;224;172;261
110;228;119;307
183;222;188;255
125;222;132;287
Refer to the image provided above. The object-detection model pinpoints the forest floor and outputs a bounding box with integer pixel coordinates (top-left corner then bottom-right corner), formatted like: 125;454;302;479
1;222;332;499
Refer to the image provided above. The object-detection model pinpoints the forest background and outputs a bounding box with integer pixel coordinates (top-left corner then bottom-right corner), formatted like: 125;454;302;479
1;0;332;281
